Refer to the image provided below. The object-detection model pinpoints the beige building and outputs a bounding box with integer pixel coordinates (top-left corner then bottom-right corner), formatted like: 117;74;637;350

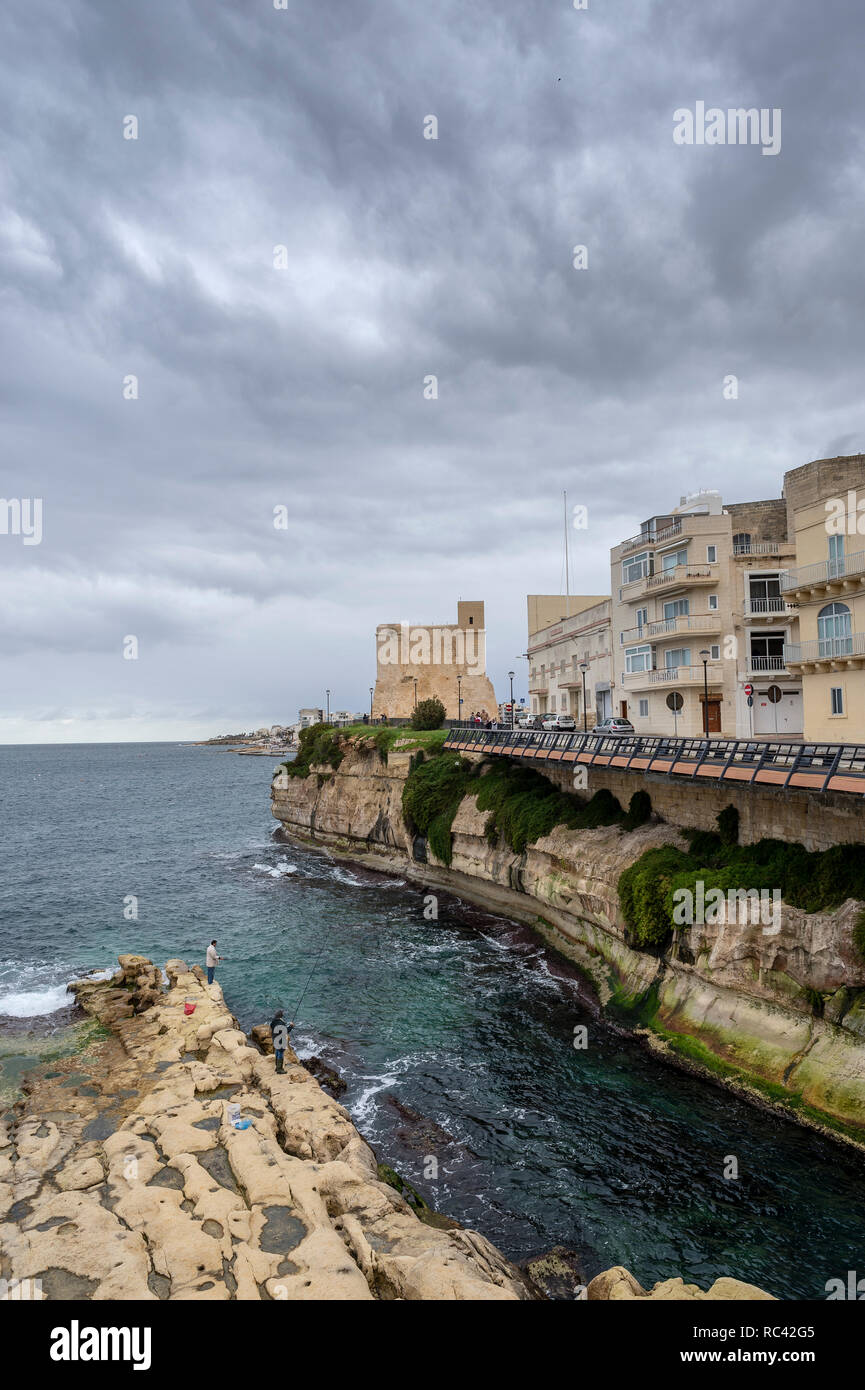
611;489;803;739
782;455;865;740
526;596;613;726
371;600;498;720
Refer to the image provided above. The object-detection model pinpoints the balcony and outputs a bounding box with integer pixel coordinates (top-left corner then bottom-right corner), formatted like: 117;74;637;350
623;563;718;600
784;633;865;668
743;597;796;620
747;654;788;674
780;550;865;598
733;541;782;557
623;662;724;692
620;521;683;556
620;613;722;643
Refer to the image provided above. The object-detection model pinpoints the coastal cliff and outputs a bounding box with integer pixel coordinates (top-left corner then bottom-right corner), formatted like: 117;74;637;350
0;954;773;1301
271;738;865;1143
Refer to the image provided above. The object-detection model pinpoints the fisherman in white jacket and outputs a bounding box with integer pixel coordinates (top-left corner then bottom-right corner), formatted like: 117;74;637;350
206;939;222;985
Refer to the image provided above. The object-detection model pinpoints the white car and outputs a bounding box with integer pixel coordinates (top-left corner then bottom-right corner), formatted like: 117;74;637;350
541;714;576;731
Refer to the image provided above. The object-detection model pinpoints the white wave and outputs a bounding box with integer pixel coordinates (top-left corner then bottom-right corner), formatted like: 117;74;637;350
252;860;298;878
0;983;74;1018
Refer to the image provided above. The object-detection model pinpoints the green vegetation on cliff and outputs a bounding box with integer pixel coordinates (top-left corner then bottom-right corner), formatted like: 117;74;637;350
280;723;345;778
619;807;865;949
401;754;653;865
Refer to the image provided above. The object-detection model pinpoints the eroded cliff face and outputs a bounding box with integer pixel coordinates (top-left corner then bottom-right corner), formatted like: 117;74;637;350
271;741;865;1139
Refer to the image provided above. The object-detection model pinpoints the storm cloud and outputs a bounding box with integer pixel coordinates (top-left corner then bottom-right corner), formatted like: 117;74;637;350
1;0;864;740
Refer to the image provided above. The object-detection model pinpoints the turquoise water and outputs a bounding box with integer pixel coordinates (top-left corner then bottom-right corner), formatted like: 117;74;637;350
1;741;863;1298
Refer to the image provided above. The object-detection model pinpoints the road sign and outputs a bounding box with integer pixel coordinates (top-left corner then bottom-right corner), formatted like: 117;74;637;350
767;684;782;704
747;695;754;707
666;692;684;711
743;683;753;697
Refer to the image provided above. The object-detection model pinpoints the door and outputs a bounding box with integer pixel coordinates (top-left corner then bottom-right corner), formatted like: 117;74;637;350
620;700;628;719
702;698;722;733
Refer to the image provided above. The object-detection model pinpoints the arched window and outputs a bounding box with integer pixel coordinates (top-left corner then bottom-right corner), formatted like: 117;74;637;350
733;532;751;555
817;601;852;656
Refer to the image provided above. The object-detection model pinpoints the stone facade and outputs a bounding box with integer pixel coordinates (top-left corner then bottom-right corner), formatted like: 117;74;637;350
526;597;613;725
371;600;498;720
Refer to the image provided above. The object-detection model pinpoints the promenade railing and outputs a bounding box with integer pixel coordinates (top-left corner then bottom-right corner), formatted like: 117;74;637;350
444;725;865;795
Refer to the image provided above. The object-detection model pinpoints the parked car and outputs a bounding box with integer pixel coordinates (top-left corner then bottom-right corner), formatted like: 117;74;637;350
594;716;635;736
521;715;547;730
515;715;534;729
541;714;576;731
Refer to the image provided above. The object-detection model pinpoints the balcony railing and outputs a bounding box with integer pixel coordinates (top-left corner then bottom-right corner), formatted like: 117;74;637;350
620;614;721;642
623;662;723;689
643;564;716;592
620;521;682;556
748;654;787;672
733;541;781;556
785;632;865;664
743;597;791;617
780;550;865;592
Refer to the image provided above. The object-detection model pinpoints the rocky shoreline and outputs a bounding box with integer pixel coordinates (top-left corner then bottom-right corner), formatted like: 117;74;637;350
0;955;774;1301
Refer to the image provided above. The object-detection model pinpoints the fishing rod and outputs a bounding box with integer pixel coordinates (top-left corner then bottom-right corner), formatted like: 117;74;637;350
288;934;330;1024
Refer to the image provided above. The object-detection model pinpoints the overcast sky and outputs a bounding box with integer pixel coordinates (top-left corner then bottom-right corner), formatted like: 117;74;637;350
2;0;864;742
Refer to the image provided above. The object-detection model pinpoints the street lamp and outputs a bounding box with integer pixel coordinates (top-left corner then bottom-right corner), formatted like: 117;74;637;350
579;660;590;733
699;650;710;738
369;687;374;719
413;678;418;710
508;670;515;728
457;674;463;724
326;689;331;724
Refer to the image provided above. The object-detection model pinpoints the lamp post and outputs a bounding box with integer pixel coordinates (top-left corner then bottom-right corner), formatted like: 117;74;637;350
579;660;590;732
508;670;515;728
699;650;709;738
326;689;330;724
457;674;462;724
413;678;418;710
369;687;374;719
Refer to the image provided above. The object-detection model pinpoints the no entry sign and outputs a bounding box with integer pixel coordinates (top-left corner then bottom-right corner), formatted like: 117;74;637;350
744;682;753;697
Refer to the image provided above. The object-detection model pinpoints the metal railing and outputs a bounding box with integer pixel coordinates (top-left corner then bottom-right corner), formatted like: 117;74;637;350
620;521;682;555
444;725;865;794
748;654;787;672
744;597;791;616
620;614;720;642
785;632;865;663
734;541;781;556
781;550;865;591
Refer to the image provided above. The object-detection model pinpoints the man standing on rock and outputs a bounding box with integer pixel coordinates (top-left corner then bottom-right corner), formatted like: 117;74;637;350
271;1009;293;1074
206;939;222;985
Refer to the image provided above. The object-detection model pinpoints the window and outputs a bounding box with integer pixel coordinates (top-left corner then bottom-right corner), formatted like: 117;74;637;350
828;534;845;580
706;545;717;563
749;633;785;671
663;598;690;620
638;699;649;717
665;647;691;669
625;643;652;673
623;551;649;584
662;547;688;572
636;606;648;630
708;594;719;610
749;574;782;614
733;532;752;555
818;602;852;657
710;644;721;660
831;686;844;716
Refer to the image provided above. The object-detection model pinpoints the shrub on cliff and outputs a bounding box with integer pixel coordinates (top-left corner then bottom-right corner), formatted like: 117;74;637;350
619;833;865;951
401;752;477;866
621;790;652;832
475;762;622;855
411;697;446;731
282;723;344;778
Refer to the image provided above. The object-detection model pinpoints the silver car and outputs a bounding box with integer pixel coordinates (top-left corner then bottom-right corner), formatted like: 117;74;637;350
594;716;635;736
542;714;576;731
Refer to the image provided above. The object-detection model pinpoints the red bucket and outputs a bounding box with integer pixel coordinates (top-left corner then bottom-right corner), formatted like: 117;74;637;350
184;999;196;1016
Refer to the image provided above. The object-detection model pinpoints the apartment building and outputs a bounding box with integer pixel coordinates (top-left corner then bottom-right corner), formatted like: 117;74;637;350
526;595;613;726
611;489;802;739
782;455;865;740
